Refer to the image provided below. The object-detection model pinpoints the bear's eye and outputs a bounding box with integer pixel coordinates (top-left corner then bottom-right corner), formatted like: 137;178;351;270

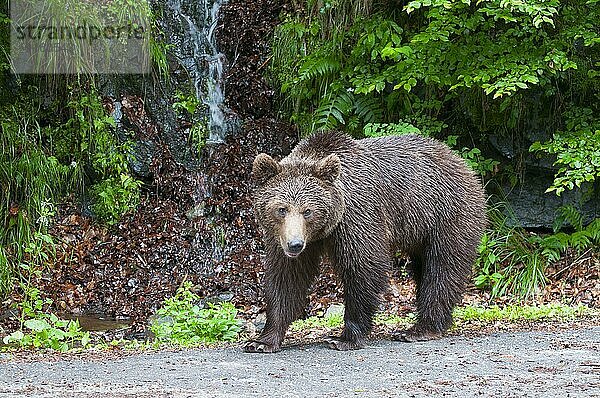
303;209;313;219
277;207;287;217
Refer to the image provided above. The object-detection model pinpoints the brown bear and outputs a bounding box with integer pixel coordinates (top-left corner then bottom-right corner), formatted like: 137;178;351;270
244;131;486;353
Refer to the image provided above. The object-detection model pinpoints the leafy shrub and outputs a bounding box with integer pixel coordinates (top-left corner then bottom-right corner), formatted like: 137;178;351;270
2;285;90;351
271;0;598;137
151;282;242;346
90;174;142;225
0;107;73;298
363;122;422;137
530;107;600;196
62;91;143;225
0;88;142;298
475;206;600;299
173;90;209;154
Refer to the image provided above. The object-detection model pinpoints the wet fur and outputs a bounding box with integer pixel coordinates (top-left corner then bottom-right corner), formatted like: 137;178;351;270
245;132;487;352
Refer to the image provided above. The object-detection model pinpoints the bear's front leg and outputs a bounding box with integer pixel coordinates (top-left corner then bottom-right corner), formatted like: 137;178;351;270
243;244;321;353
328;242;390;351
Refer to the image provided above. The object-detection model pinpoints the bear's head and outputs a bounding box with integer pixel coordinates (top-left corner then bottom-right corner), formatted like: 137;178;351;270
252;153;345;258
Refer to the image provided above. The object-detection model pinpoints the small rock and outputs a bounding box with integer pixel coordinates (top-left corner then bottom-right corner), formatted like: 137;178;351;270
202;292;234;306
244;320;257;336
325;303;345;318
253;312;267;333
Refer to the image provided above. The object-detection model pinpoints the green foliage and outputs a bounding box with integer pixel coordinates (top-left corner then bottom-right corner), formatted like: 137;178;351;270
475;207;600;299
90;174;142;225
61;90;142;224
2;285;91;351
530;107;600;195
290;313;344;331
173;91;202;116
0;103;73;298
474;231;547;299
553;204;584;232
290;311;416;331
289;304;590;333
7;0;154;75
271;0;599;199
272;1;600;135
150;282;242;346
0;87;141;297
453;303;590;323
459;147;500;177
373;312;416;328
149;37;171;78
0;1;155;300
363;122;422;137
173;91;209;154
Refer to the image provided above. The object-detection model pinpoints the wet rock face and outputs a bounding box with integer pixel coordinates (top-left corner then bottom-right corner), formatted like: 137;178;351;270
501;170;599;229
489;133;600;228
216;0;287;118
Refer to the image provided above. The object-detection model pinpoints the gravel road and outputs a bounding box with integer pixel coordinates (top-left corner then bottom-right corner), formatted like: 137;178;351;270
1;326;599;398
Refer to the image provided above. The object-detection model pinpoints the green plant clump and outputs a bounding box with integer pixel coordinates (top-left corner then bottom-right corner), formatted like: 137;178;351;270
290;313;345;331
271;0;599;137
289;304;590;333
150;282;242;346
173;90;210;154
475;206;600;299
2;285;90;352
453;303;591;323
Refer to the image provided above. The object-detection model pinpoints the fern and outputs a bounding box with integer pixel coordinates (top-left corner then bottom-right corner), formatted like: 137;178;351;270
585;219;600;243
312;91;354;130
570;231;592;253
539;233;569;262
554;205;584;232
353;95;383;125
312;91;388;133
297;56;341;83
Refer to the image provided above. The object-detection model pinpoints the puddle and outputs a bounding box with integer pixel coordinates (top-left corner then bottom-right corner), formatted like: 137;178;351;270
61;314;131;332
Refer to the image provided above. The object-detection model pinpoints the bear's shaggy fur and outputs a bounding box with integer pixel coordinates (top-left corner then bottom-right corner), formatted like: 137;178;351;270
244;131;486;353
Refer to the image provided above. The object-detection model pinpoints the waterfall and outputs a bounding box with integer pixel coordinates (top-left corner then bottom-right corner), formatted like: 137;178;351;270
166;0;228;144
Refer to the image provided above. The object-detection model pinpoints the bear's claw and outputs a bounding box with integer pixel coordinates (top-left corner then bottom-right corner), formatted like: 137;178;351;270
243;340;280;353
324;337;364;351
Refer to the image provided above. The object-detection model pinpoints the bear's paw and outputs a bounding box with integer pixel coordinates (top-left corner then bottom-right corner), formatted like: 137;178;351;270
392;327;442;343
324;336;364;351
242;340;281;353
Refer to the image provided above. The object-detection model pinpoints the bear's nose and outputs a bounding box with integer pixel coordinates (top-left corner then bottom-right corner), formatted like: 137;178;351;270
287;239;305;254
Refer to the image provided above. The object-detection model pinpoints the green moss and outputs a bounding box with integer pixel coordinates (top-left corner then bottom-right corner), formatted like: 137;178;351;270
289;304;592;333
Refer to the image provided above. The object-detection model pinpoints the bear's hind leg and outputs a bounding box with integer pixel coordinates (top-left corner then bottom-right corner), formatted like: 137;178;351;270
395;239;471;342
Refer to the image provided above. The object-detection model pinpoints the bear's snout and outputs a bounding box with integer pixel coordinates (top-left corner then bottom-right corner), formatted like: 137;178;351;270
280;211;307;258
287;239;305;256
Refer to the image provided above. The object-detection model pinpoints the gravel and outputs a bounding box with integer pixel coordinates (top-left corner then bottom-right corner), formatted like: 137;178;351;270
1;326;599;397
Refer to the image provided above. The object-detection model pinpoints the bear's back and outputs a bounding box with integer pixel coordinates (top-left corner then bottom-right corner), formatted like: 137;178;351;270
290;132;486;251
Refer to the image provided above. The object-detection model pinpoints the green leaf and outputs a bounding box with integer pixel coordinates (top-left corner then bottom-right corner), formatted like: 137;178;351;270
24;319;51;332
3;330;25;344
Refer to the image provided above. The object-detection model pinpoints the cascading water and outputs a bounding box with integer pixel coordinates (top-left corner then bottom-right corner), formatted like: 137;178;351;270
166;0;229;144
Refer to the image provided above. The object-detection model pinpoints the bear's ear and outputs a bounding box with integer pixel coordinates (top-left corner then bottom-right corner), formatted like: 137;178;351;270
314;154;341;183
253;153;281;186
